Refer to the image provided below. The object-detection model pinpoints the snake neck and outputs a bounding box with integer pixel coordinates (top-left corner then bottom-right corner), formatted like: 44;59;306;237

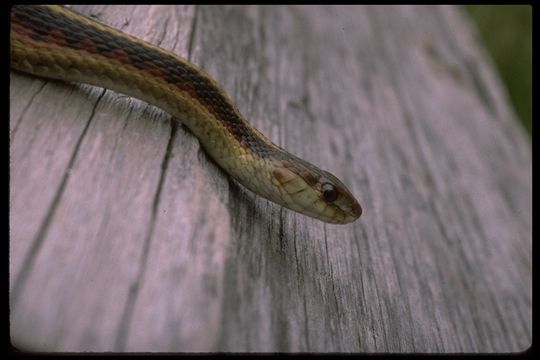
11;4;281;179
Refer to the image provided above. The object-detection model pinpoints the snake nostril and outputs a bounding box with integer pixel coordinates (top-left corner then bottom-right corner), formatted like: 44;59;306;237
350;202;362;218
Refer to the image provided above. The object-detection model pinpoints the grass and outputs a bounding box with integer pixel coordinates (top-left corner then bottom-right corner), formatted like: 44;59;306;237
464;5;532;137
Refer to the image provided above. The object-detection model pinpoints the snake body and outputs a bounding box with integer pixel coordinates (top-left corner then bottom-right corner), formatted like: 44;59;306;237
10;5;362;224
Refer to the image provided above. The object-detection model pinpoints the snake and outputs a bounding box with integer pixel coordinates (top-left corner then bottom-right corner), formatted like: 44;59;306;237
10;5;362;224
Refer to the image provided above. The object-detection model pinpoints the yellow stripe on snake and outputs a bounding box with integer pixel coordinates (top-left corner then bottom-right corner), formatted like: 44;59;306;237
10;5;362;224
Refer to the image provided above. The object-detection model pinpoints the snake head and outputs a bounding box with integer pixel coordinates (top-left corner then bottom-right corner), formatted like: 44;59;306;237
271;157;362;224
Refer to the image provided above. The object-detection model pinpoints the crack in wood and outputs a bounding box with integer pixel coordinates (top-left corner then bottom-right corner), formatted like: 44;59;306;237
11;88;107;307
187;5;199;61
10;78;47;140
114;120;178;351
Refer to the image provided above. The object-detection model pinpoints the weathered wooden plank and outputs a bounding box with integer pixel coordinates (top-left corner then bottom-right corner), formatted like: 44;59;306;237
9;5;531;352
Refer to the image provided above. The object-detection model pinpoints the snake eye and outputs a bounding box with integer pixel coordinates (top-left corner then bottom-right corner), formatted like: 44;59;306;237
322;183;338;203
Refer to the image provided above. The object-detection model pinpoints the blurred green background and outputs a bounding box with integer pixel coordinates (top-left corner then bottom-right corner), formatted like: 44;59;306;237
464;5;531;137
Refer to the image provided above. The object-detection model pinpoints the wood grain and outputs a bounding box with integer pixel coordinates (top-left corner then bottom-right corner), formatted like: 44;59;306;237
9;5;531;352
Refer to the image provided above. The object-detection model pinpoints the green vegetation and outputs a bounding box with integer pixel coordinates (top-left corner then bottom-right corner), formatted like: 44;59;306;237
465;5;531;136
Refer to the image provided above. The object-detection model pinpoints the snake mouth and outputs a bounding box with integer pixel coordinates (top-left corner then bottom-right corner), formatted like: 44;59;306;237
327;200;362;224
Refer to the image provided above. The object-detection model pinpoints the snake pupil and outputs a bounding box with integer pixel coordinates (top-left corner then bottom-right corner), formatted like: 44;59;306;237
322;183;338;203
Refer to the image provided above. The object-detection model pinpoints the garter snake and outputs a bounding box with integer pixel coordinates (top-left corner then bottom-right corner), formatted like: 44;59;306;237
10;5;362;224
